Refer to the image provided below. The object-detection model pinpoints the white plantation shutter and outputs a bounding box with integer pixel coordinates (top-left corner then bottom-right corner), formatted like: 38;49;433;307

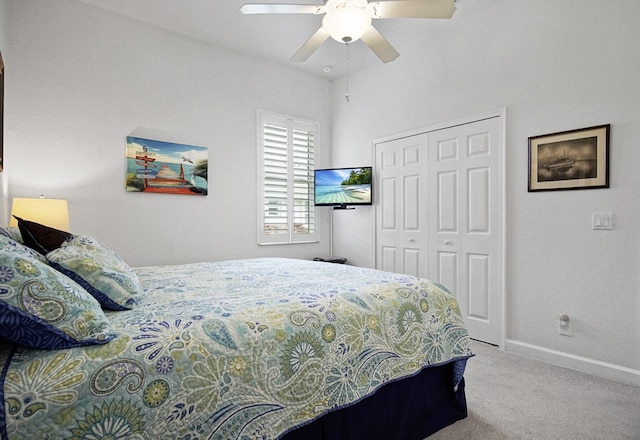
263;122;289;236
292;127;315;235
258;111;318;244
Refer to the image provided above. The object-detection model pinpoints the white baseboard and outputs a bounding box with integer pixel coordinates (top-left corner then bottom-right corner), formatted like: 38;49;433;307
504;339;640;387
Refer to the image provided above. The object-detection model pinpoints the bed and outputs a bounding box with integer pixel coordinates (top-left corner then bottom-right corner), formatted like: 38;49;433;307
0;222;473;440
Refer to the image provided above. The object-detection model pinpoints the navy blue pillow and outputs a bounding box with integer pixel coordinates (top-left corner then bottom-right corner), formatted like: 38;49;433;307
14;216;72;255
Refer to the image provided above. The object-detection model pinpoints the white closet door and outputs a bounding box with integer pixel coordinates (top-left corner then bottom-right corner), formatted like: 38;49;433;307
374;115;503;346
375;134;429;278
428;117;502;345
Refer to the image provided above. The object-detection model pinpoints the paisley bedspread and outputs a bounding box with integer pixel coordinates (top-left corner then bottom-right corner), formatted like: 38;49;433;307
0;258;473;439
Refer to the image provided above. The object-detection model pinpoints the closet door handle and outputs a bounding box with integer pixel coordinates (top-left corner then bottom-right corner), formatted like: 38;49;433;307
444;240;452;245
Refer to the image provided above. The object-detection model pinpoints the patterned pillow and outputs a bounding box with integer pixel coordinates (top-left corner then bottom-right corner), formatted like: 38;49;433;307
0;226;24;243
0;248;116;349
47;235;141;310
0;232;48;264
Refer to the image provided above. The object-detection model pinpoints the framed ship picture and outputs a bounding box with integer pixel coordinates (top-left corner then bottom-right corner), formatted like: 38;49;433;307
126;136;208;195
528;124;610;192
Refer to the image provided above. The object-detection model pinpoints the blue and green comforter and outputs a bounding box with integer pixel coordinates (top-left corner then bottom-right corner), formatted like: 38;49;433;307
1;258;473;439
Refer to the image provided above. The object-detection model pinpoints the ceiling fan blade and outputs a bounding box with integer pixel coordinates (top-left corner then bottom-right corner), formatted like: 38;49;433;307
291;27;331;62
360;25;400;63
240;3;324;14
368;0;456;19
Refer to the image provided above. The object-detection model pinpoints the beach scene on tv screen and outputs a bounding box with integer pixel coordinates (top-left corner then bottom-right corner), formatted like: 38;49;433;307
315;168;372;205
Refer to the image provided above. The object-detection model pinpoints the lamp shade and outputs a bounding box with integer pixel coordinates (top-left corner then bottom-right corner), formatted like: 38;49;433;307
322;5;371;43
9;197;70;232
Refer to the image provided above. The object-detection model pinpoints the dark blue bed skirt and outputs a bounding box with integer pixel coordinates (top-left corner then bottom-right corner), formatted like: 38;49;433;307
282;362;467;440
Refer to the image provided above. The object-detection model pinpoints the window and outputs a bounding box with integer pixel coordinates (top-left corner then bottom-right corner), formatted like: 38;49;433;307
257;110;318;245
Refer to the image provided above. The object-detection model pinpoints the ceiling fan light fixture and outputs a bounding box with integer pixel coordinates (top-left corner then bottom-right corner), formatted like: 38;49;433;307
243;0;457;63
322;4;371;43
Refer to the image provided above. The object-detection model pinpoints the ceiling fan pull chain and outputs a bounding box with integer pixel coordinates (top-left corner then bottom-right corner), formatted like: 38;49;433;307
345;42;350;102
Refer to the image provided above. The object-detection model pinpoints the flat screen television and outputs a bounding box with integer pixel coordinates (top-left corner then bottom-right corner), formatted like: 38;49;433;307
314;166;373;208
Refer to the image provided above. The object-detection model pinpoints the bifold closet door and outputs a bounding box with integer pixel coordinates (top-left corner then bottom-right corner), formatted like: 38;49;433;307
374;115;503;345
375;134;429;278
428;117;502;345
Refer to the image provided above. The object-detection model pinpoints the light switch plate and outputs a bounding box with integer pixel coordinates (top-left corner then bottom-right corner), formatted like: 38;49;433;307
592;213;613;230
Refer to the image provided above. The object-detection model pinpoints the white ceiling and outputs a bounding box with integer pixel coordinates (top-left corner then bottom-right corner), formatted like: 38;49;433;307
76;0;504;80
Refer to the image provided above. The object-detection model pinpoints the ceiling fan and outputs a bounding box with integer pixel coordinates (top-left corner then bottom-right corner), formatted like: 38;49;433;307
240;0;457;63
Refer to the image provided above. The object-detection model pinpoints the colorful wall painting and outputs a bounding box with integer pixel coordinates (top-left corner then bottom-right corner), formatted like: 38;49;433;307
126;136;208;195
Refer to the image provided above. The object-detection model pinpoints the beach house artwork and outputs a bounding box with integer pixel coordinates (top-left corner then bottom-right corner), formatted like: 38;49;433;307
126;136;208;195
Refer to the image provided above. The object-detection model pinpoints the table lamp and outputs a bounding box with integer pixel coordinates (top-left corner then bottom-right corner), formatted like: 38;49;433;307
9;197;70;232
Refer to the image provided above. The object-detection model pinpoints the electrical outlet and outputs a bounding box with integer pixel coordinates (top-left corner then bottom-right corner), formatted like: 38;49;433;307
558;314;571;336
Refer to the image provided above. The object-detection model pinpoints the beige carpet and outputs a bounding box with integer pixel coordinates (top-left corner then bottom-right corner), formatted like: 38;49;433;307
428;341;640;440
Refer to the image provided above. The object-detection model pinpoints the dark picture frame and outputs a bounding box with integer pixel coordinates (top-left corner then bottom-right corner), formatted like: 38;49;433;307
528;124;610;192
0;50;4;172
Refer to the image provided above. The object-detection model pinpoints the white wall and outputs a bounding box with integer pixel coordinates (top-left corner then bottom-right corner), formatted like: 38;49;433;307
329;0;640;381
1;0;333;266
